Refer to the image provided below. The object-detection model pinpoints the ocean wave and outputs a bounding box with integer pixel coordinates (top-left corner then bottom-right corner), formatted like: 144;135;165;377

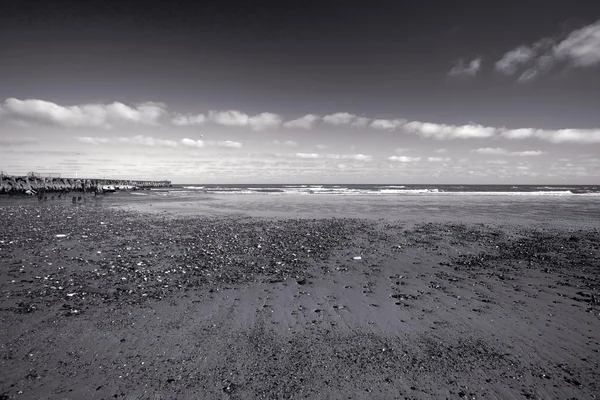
167;185;600;197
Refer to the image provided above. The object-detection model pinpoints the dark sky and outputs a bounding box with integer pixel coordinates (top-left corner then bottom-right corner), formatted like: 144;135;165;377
1;0;600;183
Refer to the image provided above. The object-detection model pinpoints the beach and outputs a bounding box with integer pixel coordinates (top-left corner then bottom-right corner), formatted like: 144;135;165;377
1;192;599;399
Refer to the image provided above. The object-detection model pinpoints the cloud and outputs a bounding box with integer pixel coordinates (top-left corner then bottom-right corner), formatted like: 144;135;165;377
1;98;167;128
77;137;111;145
495;46;537;75
272;140;298;147
554;20;600;68
248;112;282;130
116;135;178;148
448;57;482;77
323;112;357;126
473;147;508;155
427;157;451;162
316;144;328;150
181;138;205;148
215;140;242;148
473;147;544;156
172;113;206;126
404;121;496;139
435;148;448;154
283;114;319;129
370;119;406;130
76;136;242;149
512;150;544;156
207;110;281;130
501;128;536;140
495;19;600;82
325;154;372;162
78;135;177;147
501;128;600;144
295;153;320;159
388;156;421;162
208;110;249;127
293;153;372;161
394;148;411;154
347;154;371;161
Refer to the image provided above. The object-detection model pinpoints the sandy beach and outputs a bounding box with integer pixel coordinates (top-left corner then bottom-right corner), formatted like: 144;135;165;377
1;194;599;399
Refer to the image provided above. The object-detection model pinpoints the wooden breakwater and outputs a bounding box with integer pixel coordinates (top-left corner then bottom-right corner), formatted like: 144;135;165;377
0;172;171;195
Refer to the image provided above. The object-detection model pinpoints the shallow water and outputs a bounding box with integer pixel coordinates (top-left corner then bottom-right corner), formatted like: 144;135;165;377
119;193;600;228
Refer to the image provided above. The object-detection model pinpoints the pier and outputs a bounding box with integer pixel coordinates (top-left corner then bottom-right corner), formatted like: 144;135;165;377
0;172;171;195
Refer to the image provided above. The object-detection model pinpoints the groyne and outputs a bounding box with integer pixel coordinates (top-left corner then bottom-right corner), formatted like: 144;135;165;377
0;172;171;195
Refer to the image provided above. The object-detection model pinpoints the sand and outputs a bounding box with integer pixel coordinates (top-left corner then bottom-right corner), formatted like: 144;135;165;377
0;194;599;399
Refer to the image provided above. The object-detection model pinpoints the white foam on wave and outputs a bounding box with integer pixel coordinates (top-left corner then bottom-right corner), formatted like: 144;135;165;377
163;187;599;197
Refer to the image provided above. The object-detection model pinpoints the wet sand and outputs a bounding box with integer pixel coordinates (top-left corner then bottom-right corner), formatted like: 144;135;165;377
0;194;599;399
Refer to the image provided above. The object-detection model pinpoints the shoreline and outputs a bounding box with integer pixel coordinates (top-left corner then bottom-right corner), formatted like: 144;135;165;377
1;200;599;399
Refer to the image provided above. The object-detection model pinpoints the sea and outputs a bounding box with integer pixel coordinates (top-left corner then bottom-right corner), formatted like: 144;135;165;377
117;183;600;226
160;184;600;196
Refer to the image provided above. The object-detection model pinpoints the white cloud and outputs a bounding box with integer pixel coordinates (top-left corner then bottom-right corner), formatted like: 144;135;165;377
448;57;482;77
181;138;205;148
348;154;372;161
472;147;545;157
77;135;177;147
512;150;544;156
501;128;536;140
473;147;545;156
77;137;111;145
435;148;448;154
295;153;320;159
495;45;540;75
316;144;328;150
283;114;319;129
272;140;298;147
537;129;600;144
323;112;356;126
388;156;421;162
207;110;281;130
495;20;600;82
1;98;166;128
427;157;451;162
208;110;249;127
554;20;600;67
325;154;372;161
370;119;406;130
216;140;242;148
501;128;600;144
76;136;243;149
404;121;496;139
473;147;508;155
292;153;372;161
172;113;206;126
117;135;178;147
248;112;282;130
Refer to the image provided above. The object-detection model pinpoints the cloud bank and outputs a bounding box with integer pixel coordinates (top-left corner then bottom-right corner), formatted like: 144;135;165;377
0;98;166;128
76;136;241;149
3;98;599;145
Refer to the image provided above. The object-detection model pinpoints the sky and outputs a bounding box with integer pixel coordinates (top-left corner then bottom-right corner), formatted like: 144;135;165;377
1;0;600;184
